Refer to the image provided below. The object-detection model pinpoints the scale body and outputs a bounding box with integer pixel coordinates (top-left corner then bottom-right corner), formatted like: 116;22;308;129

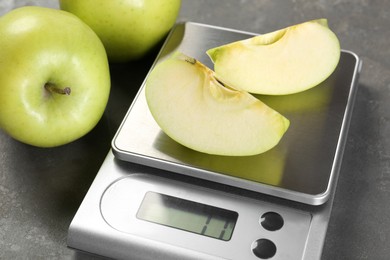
67;22;362;260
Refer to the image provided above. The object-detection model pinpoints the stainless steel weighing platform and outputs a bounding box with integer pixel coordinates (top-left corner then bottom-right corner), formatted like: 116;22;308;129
67;22;362;260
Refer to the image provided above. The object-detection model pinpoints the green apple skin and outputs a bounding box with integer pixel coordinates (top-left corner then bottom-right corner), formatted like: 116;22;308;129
207;19;341;95
59;0;181;62
145;53;290;156
0;6;110;147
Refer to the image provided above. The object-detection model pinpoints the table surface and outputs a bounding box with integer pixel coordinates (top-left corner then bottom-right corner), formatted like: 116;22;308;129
1;1;389;259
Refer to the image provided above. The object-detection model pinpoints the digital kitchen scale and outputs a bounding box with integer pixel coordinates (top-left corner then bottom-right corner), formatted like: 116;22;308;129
67;22;361;260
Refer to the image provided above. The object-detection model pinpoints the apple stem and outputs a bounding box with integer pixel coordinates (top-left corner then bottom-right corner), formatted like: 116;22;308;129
44;83;71;95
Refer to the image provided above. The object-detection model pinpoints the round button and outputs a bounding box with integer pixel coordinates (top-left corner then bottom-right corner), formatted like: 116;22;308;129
251;238;277;259
260;212;284;231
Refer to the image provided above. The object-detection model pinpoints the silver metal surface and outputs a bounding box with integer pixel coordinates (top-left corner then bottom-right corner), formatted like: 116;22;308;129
99;173;311;260
68;151;319;260
67;22;361;260
112;22;362;205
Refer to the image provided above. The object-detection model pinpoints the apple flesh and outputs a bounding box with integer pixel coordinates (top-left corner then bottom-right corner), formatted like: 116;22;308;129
0;6;110;147
207;19;340;95
145;53;290;156
59;0;181;62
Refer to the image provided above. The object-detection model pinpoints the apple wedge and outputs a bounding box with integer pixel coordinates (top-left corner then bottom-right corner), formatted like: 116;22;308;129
145;53;290;156
207;19;340;95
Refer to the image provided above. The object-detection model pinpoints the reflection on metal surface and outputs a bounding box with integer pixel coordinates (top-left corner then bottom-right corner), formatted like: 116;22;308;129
153;130;286;186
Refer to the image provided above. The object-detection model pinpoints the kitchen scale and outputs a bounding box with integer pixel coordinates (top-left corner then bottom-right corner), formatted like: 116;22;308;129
67;22;362;260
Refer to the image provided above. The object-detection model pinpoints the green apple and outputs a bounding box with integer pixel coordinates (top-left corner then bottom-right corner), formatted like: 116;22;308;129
207;19;340;95
0;6;110;147
145;53;290;156
59;0;181;62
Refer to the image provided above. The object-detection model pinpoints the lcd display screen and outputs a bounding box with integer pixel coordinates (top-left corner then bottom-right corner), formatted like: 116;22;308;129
137;192;238;241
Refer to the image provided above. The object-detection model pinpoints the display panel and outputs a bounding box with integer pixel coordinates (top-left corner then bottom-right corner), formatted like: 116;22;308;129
137;192;238;241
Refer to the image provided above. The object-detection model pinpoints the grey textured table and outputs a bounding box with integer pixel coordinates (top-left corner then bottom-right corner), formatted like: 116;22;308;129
1;1;389;259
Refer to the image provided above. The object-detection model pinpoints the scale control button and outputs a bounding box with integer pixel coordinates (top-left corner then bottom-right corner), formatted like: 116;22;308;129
260;212;284;231
251;238;277;259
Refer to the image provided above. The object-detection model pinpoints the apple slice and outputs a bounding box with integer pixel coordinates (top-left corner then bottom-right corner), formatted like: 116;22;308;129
145;53;290;156
207;19;340;95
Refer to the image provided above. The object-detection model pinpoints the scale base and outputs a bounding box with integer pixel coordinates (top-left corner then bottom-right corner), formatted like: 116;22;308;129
68;150;331;260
